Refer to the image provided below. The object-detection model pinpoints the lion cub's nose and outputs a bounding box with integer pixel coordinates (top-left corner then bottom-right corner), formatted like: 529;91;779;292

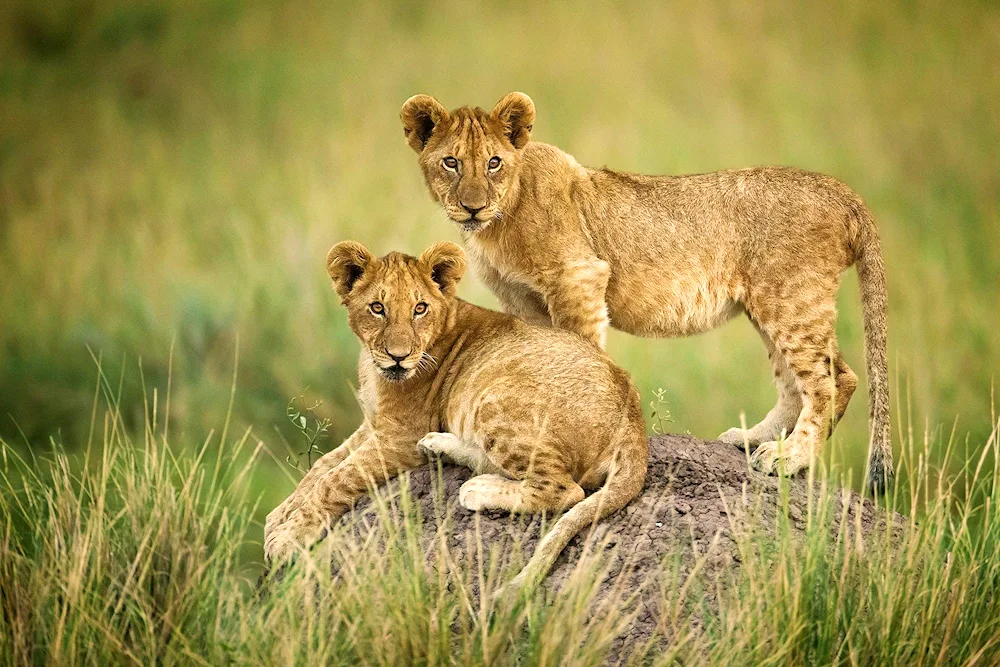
386;349;411;364
461;203;484;217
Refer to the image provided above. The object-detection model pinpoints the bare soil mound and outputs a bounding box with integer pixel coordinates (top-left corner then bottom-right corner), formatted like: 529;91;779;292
329;434;897;656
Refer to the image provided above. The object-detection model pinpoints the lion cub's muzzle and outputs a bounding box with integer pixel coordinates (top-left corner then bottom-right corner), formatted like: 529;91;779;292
450;206;500;233
372;348;421;383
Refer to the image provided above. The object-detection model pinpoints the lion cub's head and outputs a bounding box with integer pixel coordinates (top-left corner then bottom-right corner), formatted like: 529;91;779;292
400;92;535;233
326;240;466;383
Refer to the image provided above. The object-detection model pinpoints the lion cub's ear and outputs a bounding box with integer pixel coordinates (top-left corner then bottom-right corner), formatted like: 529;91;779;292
400;95;450;153
491;92;535;149
327;241;375;301
419;242;466;296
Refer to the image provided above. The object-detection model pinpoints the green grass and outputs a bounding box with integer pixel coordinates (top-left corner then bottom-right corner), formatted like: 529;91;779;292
2;0;998;492
1;1;999;661
2;366;1000;664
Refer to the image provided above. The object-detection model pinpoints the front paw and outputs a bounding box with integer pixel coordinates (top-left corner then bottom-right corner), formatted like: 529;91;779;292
417;431;460;459
719;427;755;448
265;501;295;536
263;526;299;565
263;513;322;565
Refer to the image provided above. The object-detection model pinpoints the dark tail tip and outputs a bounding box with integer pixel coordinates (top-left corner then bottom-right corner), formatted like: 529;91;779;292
867;458;894;495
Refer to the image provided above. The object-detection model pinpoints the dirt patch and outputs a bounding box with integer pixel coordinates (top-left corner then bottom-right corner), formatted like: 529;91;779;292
328;434;898;656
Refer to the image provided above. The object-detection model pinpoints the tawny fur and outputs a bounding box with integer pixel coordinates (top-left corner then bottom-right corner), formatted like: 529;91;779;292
264;241;647;593
401;92;893;491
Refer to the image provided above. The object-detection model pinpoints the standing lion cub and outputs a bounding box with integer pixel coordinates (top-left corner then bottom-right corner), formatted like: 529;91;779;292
264;241;647;592
401;92;893;490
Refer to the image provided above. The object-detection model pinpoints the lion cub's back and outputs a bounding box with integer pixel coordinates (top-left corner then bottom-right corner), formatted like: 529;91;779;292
445;319;639;437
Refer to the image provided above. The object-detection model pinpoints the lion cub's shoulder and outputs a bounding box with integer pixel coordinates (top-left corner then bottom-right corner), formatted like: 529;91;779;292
522;141;587;180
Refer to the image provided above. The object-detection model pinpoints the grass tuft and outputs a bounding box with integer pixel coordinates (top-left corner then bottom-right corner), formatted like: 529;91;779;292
2;368;1000;664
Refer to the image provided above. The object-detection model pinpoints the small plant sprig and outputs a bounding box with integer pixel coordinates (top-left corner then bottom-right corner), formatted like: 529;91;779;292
284;392;332;472
649;387;675;435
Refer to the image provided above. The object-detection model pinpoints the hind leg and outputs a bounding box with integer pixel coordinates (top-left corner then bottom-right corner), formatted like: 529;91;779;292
748;296;844;477
459;473;585;513
719;321;802;449
456;410;588;513
831;354;858;431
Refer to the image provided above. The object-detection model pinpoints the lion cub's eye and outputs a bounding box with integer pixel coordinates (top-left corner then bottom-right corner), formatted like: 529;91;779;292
442;157;459;172
488;156;502;172
413;302;428;316
369;302;385;316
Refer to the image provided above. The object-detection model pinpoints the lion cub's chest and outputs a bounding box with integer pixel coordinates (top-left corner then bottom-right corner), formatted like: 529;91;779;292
465;236;550;322
464;236;528;287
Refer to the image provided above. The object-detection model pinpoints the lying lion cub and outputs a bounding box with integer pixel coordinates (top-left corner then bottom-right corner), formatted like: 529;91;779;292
264;241;647;591
400;92;893;491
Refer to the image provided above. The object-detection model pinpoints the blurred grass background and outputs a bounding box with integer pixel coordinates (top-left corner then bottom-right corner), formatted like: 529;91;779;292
1;0;998;515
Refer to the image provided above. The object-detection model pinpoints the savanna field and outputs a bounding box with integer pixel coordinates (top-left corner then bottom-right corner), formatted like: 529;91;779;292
2;1;1000;664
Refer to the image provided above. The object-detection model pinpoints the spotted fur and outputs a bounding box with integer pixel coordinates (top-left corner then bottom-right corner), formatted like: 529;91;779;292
264;242;647;593
402;92;893;492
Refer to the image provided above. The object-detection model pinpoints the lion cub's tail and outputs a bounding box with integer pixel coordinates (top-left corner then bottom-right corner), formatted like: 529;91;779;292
504;399;648;594
853;203;894;493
